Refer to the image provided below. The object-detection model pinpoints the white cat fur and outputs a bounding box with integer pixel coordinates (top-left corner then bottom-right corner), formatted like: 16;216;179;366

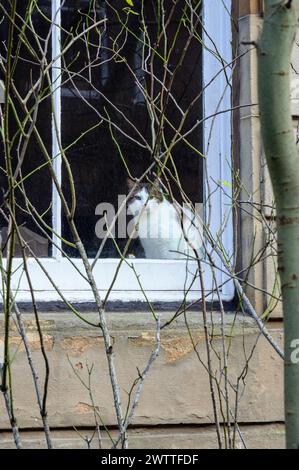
128;186;203;259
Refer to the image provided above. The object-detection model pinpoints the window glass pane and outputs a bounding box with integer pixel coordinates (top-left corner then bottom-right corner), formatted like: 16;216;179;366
61;0;203;259
0;1;52;258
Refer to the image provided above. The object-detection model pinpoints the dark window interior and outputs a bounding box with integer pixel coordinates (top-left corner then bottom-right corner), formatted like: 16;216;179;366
0;1;52;257
61;0;203;258
0;0;203;259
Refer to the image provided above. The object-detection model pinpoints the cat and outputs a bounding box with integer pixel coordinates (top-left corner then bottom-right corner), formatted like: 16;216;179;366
127;178;203;260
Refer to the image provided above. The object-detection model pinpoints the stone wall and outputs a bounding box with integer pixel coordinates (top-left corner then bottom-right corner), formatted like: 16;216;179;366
0;312;284;448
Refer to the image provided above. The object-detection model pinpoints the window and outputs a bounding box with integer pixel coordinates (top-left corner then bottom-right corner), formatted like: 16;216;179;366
0;0;233;303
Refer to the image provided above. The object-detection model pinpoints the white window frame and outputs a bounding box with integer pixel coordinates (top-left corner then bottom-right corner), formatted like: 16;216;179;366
8;0;234;304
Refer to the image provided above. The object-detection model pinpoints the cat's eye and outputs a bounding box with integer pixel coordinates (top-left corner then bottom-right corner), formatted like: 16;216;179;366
135;195;142;201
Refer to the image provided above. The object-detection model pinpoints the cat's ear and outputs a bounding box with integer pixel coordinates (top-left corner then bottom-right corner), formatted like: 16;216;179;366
151;173;163;190
127;177;137;191
152;177;163;193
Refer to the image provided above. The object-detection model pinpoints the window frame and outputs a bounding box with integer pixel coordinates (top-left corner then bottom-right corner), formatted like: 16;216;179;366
7;0;234;304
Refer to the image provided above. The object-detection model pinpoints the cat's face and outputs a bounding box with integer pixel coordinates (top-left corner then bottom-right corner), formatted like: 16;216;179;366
127;179;163;217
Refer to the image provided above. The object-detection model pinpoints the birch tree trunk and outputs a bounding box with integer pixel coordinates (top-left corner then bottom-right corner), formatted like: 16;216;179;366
258;0;299;449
